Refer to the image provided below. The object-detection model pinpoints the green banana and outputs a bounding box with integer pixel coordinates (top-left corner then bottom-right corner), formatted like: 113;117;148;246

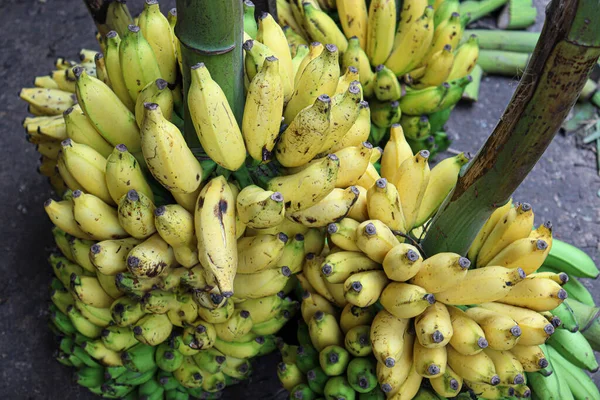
548;344;600;400
546;328;599;372
347;357;378;394
543;239;599;279
121;343;157;373
550;301;579;332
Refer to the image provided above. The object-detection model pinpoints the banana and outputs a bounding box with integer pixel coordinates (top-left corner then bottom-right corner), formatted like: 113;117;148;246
380;124;413;181
81;339;123;366
52;226;75;262
320;83;363;154
401;114;431;140
482;348;525;385
413;338;447;378
110;296;146;327
467;199;513;264
236;186;285;229
105;144;154;204
296;342;320;373
385;6;435;76
90;237;142;275
302;3;348;53
276;0;305;36
498;277;568;312
448;34;479;80
367;0;396;66
94;51;110;88
104;31;135;110
319;345;351;376
347;185;370;222
277;233;306;274
294;41;324;88
19;87;75;115
119;24;163;102
415;301;453;348
332;143;373;189
267;154;339;212
389;363;423;400
197;297;233;324
284;26;309;58
480;302;555;346
369;99;401;129
411;44;454;88
422;12;462;64
447;345;500;386
338;305;374;336
182;319;217;351
347;357;378;394
309;311;344;351
126;233;176;278
75;299;112;327
429;365;463;398
356;220;401;263
300;291;335;325
333;101;371;152
373;64;402;102
546;344;600;400
367;178;407;232
547;328;599;372
70;190;128;240
213;309;253;342
398;82;451;116
194;176;237;296
242;56;284;163
324;279;349;308
187;63;246;171
257;12;294;87
288;186;360;228
327;218;360;252
236;233;288;274
303;253;336;303
154;204;198;268
550;301;579;332
356;162;382;189
465;307;522;351
411;253;470;293
68;236;96;273
141;289;179;314
291;44;310;81
74;366;105;388
134;78;173;128
323;376;357;400
277;362;306;392
446;306;488;355
380;282;436;319
276;94;332;167
320;251;380;284
435;266;526;305
510;344;548;372
382;243;423;281
138;0;177;85
66;304;104;338
63;105;113;158
377;331;414;396
477;202;535;267
232;266;292;299
167;293;198;327
74;66;141;151
172;356;204;388
343;270;389;307
393;150;431;230
283;43;340;123
120;342;157;373
34;75;59;90
101;325;139;352
416;153;470;226
542;238;599;279
116;189;156;239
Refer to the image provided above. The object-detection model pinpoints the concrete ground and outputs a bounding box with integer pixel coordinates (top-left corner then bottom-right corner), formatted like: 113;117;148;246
0;0;597;399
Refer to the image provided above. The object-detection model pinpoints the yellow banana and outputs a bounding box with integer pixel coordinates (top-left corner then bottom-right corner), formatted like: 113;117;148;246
446;306;489;355
436;266;526;305
188;63;246;171
447;345;500;386
465;307;522;351
127;233;176;278
382;243;423;281
195;176;237;297
63;105;113;158
332;100;371;152
288;186;360;228
302;3;348;53
485;237;550;274
276;94;332;167
291;44;310;82
482;348;525;385
319;83;363;154
267;154;339;212
333;142;373;188
197;297;234;324
284;43;340;123
236;185;285;229
19;87;75;116
294;41;324;89
411;44;454;88
214;309;253;342
422;12;462;64
276;0;306;37
370;309;410;367
429;365;463;398
154;204;198;268
337;0;368;48
309;311;344;352
105;144;154;204
467;199;513;264
237;233;288;274
415;152;470;226
355;219;400;263
242;55;284;163
347;185;369;222
60;139;113;205
380;282;436;319
137;0;177;85
388;363;423;400
413;338;447;378
367;0;396;66
134;78;173;128
119;24;163;102
90;237;142;275
380;123;413;181
340;303;376;334
378;331;414;396
344;270;389;307
410;253;471;293
303;253;336;303
497;278;567;312
367;178;407;232
327;218;360;252
104;31;135;110
117;189;156;239
70;273;115;308
74;67;140;151
374;64;402;101
341;37;375;98
415;301;453;348
321;251;380;284
448;34;479;80
141;103;202;193
71;190;127;240
509;344;548;372
477;202;535;267
257;13;295;91
393;150;431;230
233;266;292;299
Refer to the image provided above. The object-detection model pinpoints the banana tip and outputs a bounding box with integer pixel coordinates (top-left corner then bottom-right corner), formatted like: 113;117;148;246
384;358;395;368
490;375;500;386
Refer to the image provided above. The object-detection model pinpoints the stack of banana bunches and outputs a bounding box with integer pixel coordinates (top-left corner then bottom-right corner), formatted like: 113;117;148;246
16;1;599;399
274;0;479;152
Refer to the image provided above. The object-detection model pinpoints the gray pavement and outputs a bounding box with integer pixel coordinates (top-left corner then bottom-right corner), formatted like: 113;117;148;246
0;0;598;398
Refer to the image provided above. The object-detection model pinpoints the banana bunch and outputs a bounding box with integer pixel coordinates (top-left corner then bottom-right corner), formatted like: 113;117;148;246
275;0;479;154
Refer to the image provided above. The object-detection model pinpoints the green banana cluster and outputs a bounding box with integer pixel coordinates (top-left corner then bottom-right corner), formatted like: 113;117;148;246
275;0;480;156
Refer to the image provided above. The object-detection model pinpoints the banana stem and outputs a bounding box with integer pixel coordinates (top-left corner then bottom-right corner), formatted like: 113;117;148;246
568;299;600;351
421;0;600;256
459;0;509;24
175;0;245;148
497;0;537;30
477;50;530;76
81;0;112;36
463;30;540;53
462;64;483;102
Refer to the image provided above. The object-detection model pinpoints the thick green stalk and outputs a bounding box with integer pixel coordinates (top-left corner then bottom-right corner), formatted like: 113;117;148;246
175;0;245;148
459;0;509;24
477;50;530;76
81;0;112;35
421;0;600;256
464;30;540;53
462;64;483;102
497;0;538;30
